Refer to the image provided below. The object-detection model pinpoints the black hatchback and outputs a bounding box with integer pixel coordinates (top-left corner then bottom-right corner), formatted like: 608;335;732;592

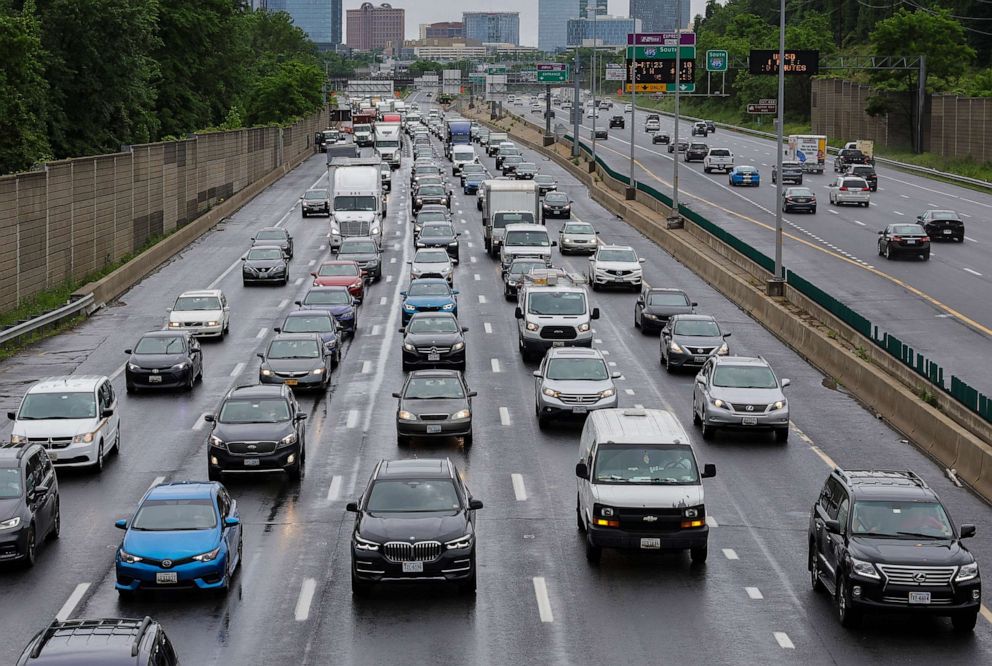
0;443;59;567
124;330;202;392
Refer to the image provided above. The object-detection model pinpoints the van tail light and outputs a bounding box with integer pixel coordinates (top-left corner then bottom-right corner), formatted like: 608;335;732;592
839;186;848;191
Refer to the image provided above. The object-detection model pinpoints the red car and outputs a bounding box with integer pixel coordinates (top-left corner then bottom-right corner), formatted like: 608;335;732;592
311;261;365;302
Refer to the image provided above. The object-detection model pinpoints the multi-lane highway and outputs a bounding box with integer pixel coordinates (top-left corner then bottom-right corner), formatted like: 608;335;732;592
510;95;992;395
0;90;989;664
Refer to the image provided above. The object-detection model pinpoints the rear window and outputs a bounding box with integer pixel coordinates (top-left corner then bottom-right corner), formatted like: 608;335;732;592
841;178;868;189
708;149;731;157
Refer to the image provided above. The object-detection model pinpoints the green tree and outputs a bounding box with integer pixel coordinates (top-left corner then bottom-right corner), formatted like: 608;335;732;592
0;2;51;173
408;60;444;77
243;59;323;126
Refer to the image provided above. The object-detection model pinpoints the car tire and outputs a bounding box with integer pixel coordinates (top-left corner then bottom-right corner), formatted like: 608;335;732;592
809;542;824;592
208;467;222;482
922;251;930;261
690;545;708;564
576;498;586;532
884;244;892;260
47;501;60;541
93;442;104;474
185;370;195;392
811;206;816;214
877;242;884;257
664;352;673;374
537;412;549;430
700;419;716;441
22;526;36;568
117;588;137;600
585;536;602;564
835;573;862;628
956;235;965;243
463;432;473;448
952;610;979;633
692;398;702;426
287;452;303;481
634;310;641;329
126;382;137;394
774;428;789;443
457;569;477;596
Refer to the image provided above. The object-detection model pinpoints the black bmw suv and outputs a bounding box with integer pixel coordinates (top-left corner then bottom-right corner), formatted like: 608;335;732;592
808;468;981;631
347;458;483;596
0;443;59;567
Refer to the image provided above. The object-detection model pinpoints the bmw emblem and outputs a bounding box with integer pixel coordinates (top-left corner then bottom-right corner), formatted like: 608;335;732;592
161;559;173;568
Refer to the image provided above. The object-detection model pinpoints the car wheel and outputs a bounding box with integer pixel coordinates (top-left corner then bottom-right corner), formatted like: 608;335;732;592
113;429;121;455
185;370;195;392
584;536;602;564
22;526;36;568
877;242;884;257
457;568;477;596
634;310;641;330
287;451;304;481
922;251;930;261
775;428;789;443
700;419;716;441
463;432;473;448
126;382;136;394
811;207;816;214
884;244;892;260
835;573;862;628
591;281;599;292
351;570;372;598
956;235;965;243
537;412;549;430
208;467;222;482
664;352;673;374
690;545;708;564
952;610;979;633
93;442;105;473
692;398;701;426
809;542;824;592
47;501;61;541
576;498;586;532
116;588;137;600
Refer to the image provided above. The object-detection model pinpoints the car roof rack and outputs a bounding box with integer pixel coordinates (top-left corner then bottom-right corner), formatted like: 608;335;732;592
522;268;587;287
29;617;153;659
834;468;929;489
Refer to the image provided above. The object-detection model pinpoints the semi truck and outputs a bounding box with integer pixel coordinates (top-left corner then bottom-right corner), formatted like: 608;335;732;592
786;135;827;174
444;119;472;159
483;180;541;258
374;124;402;169
327;157;384;251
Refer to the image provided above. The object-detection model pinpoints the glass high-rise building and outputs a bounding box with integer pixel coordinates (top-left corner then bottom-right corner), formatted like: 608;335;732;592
538;0;579;53
630;0;691;33
566;15;640;47
463;12;520;46
578;0;607;19
263;0;343;48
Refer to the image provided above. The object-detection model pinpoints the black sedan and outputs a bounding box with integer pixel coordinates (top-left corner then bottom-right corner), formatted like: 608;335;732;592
416;221;460;262
500;155;524;176
592;128;608;140
275;310;342;366
413;185;449;211
393;370;475;447
878;223;931;260
917;209;965;243
400;313;468;371
634;288;696;334
251;227;293;259
609;115;625;129
413;209;450;236
652;133;671;145
258;332;333;390
668;138;688;153
782;187;817;214
242;245;289;286
347;457;483;596
124;330;202;392
685;143;708;162
533;174;557;196
541;191;571;221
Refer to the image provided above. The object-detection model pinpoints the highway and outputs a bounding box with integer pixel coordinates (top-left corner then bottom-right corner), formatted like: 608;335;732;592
507;96;992;396
0;89;989;664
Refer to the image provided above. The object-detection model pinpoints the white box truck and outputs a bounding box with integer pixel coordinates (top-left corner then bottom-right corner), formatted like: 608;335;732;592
327;158;383;251
483;180;541;258
786;135;827;174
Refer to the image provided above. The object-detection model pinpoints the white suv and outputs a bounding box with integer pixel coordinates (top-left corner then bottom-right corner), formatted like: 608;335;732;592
587;245;645;291
8;376;121;472
167;289;230;338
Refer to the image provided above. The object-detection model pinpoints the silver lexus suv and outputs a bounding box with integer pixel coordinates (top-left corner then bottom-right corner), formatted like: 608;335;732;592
533;348;619;428
691;356;791;442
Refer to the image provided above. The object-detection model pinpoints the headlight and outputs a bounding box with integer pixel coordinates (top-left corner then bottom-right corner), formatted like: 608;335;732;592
849;556;880;580
0;516;21;531
168;321;181;328
398;410;417;421
669;341;684;354
773;400;786;410
191;546;221;562
119;549;143;564
311;367;324;375
451;409;471;420
956;562;979;582
577;323;590;333
445;533;473;550
441;303;455;311
599;506;614;517
717;342;729;355
354;534;380;551
403;342;416;351
171;362;189;372
370;227;380;235
9;434;25;445
416;242;426;247
599;388;615;398
206;321;219;327
712;399;725;409
542;387;560;398
72;432;95;444
128;363;140;371
416;198;423;204
208;435;224;448
525;322;539;332
684;507;701;518
451;341;465;352
279;433;298;447
260;368;272;376
448;241;458;247
403;303;416;311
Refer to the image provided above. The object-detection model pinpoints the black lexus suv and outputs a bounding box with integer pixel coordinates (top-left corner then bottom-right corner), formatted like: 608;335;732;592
808;469;981;631
348;458;483;596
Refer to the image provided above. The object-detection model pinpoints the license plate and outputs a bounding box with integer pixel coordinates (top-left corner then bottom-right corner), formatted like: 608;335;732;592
640;538;661;550
943;229;953;234
428;353;440;361
905;239;916;245
742;416;758;426
572;406;588;414
552;341;565;347
908;591;931;605
693;356;707;363
156;572;178;584
148;375;162;383
426;425;442;434
244;459;260;466
285;379;298;386
402;561;424;573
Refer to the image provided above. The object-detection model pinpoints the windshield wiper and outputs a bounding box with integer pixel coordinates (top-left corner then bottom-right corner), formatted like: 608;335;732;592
596;475;628;482
895;531;946;539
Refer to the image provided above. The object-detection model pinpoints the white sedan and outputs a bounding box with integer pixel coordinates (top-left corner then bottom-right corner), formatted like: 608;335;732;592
624;104;633;113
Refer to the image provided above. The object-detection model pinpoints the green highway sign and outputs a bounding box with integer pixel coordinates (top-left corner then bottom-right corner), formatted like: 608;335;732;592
536;63;569;83
487;65;507;74
625;45;695;60
706;50;729;72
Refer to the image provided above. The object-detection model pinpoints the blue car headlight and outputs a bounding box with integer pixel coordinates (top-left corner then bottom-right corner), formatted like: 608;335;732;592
192;546;222;563
119;549;143;564
403;303;416;311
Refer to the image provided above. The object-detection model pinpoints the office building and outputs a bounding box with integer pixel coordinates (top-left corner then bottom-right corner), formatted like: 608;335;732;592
630;0;692;33
420;22;464;40
346;2;405;52
566;15;640;47
262;0;343;47
579;0;607;18
463;12;520;46
538;0;579;53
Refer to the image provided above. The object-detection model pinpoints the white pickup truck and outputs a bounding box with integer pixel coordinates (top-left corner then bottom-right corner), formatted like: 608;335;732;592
703;148;734;174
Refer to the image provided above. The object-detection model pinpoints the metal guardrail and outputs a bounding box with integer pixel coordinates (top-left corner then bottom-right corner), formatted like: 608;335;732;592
0;294;95;348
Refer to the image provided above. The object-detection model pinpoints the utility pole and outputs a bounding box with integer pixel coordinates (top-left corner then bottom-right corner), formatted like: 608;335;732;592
769;0;786;295
668;0;683;229
626;21;637;200
572;46;581;158
591;9;598;165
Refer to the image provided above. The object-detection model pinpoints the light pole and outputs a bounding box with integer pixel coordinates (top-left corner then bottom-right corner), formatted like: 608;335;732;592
668;0;683;229
572;45;581;158
591;9;598;165
769;0;786;296
627;22;637;200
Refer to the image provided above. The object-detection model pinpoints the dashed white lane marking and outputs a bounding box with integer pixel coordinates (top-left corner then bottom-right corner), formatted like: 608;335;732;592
386;275;394;283
326;475;342;501
828;209;838;215
478;295;487;303
230;362;245;377
965;236;978;242
964;268;983;276
56;583;91;622
278;298;289;309
600;349;610;355
961;212;972;218
533;577;554;623
295;578;317;621
193;413;210;431
474;273;481;281
634;403;644;409
511;473;528;501
256;327;268;339
484;322;493;334
379;296;388;305
361;361;372;374
148;476;166;492
390;257;397;264
746;587;764;600
467;241;475;248
491;359;501;373
470;256;478;263
893;210;904;216
774;632;795;649
706;515;718;527
346;410;360;428
319;244;326;251
499;407;511;426
854;220;865;226
308;259;316;267
111;362;127;380
608;361;617;367
900;194;909;199
624;389;635;395
294;277;304;286
594;338;603;344
371;325;382;336
722;548;739;560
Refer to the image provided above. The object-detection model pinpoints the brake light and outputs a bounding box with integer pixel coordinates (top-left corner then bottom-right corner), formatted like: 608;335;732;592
922;236;930;242
839;186;848;191
891;235;902;241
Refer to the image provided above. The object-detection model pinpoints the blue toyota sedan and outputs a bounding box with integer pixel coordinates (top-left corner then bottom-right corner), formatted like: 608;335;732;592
728;165;760;187
400;278;458;324
114;481;242;597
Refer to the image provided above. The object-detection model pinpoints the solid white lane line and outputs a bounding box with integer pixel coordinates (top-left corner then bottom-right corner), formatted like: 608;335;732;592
295;578;317;621
346;410;359;428
774;632;795;649
511;473;527;501
371;325;382;336
484;322;493;334
148;476;166;492
723;548;739;560
705;515;718;527
326;475;342;501
110;362;127;380
478;295;487;303
964;268;983;276
230;362;245;377
361;361;372;374
491;359;501;373
533;577;554;623
256;327;268;339
55;583;91;622
746;587;764;600
499;407;511;426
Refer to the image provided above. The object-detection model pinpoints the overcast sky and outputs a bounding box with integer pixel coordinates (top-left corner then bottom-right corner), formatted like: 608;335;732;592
343;1;709;48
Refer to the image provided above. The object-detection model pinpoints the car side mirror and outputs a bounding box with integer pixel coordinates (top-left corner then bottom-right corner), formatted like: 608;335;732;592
124;349;132;355
575;461;589;480
723;332;732;338
295;413;308;421
877;230;884;235
823;518;840;534
468;498;484;510
241;257;246;261
781;378;791;388
588;257;594;262
611;372;622;379
294;300;302;306
691;302;698;307
591;307;600;320
273;327;281;334
6;412;14;421
250;237;255;242
392;392;401;398
514;307;523;319
33;483;50;496
400;291;407;297
638;258;646;263
310;272;317;277
398;327;405;334
452;289;459;295
462;327;469;332
468;391;478;397
203;414;215;423
702;463;716;479
346;501;359;513
695;374;705;384
224;516;240;527
960;524;976;538
114;519;128;530
256;353;265;360
101;408;114;418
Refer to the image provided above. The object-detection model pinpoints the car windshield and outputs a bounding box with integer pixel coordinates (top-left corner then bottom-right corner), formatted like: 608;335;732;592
418;212;448;224
528;292;586;315
546;358;608;381
891;224;925;235
377;140;400;148
219;398;291;424
131;498;217;531
283;315;334;333
787;188;813;197
18;392;96;420
174;296;221;311
419;186;445;197
404;377;465;399
546;193;568;204
509;261;545;276
690;144;707;150
454;150;474;160
417;177;443;187
782;163;801;170
504;156;523;164
598;249;637;262
505;231;550;247
417;166;440;176
535;176;554;184
648;292;689;307
415;250;449;264
304;190;327;200
594;445;699;485
366;479;461;513
267;339;320;359
712;365;777;389
340;241;377;254
0;467;22;499
736;167;756;174
518;163;536;171
463;165;484;174
255;230;286;241
334;195;377;211
134;336;186;354
493;212;534;228
850;500;953;539
318;264;358;276
247;248;282;261
564;223;594;235
421;225;453;238
407;282;450;296
930;211;959;221
304;289;350;305
408;317;459;334
673;319;721;336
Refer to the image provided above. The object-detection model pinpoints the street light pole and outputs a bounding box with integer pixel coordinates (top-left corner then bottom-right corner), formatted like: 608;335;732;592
769;0;786;295
572;46;580;158
668;0;682;228
591;9;598;165
627;21;637;200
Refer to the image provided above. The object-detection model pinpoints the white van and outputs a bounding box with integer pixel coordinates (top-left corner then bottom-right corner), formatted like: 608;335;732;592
500;223;555;272
451;144;477;176
575;408;715;563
